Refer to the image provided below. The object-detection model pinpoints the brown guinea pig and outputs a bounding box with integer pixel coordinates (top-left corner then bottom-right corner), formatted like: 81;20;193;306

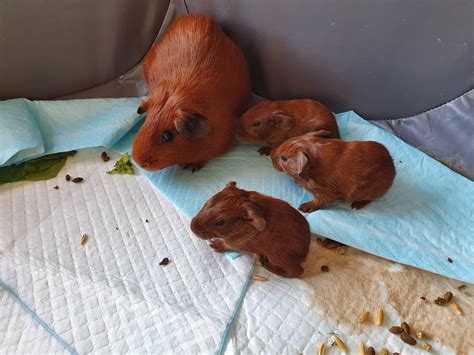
132;14;251;172
191;182;311;278
271;131;396;213
237;99;340;156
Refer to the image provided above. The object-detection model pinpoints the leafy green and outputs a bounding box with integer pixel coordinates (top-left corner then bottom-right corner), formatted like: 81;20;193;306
107;153;134;175
0;164;25;183
0;151;76;185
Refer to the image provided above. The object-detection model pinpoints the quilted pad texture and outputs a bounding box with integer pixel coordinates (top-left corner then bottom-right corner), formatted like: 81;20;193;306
0;149;253;353
227;242;473;354
1;150;472;354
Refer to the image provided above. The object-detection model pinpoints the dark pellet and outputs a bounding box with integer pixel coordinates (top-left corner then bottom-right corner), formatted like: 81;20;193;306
65;174;71;181
101;151;110;162
145;219;149;223
420;296;427;301
434;297;447;306
320;265;329;272
54;186;59;190
400;334;417;346
401;321;410;335
443;291;453;302
159;257;170;266
367;347;375;355
389;326;403;334
72;177;83;183
447;257;453;263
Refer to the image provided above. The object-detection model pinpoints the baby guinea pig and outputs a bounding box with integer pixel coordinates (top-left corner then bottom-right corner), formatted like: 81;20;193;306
271;131;396;213
132;14;251;172
191;181;311;278
237;99;340;156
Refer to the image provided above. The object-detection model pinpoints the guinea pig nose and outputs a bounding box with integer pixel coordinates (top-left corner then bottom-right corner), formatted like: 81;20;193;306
190;218;201;232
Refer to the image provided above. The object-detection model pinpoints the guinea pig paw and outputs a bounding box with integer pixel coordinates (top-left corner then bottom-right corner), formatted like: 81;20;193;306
258;254;269;264
350;200;371;210
257;146;273;156
209;239;231;253
298;201;319;213
180;162;206;173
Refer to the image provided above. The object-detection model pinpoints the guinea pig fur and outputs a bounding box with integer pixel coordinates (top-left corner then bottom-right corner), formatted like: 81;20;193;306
132;14;251;172
191;181;311;278
237;99;340;156
271;131;396;213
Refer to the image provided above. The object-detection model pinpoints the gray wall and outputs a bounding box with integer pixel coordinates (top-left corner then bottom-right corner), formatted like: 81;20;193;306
0;0;169;99
186;0;473;119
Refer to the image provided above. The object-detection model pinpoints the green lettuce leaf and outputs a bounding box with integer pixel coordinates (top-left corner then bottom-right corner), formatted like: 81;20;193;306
107;153;135;175
0;151;76;185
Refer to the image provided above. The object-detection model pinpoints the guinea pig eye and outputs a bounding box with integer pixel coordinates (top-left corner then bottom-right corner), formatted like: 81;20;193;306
161;130;173;143
215;220;225;226
280;155;288;162
252;121;261;127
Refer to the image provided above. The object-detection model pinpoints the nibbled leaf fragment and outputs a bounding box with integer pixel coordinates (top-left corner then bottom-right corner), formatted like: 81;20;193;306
107;154;134;175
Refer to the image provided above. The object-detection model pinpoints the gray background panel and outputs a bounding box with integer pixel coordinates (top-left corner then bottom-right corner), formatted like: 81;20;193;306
186;0;473;119
0;0;169;99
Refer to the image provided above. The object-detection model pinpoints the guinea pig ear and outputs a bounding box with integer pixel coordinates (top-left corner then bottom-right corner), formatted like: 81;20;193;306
137;100;149;114
313;129;333;139
175;113;211;139
269;111;294;130
226;181;237;189
296;151;311;182
242;202;266;232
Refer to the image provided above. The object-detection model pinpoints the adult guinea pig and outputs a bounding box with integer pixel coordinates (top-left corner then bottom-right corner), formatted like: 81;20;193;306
132;14;251;172
237;99;340;156
271;131;396;213
191;182;311;278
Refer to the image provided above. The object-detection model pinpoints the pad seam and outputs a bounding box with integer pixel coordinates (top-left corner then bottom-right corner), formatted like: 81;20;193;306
217;260;256;355
0;279;77;355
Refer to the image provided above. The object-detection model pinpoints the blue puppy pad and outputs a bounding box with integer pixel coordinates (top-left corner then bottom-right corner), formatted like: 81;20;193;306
115;111;474;283
1;97;472;282
0;99;44;166
0;98;142;167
